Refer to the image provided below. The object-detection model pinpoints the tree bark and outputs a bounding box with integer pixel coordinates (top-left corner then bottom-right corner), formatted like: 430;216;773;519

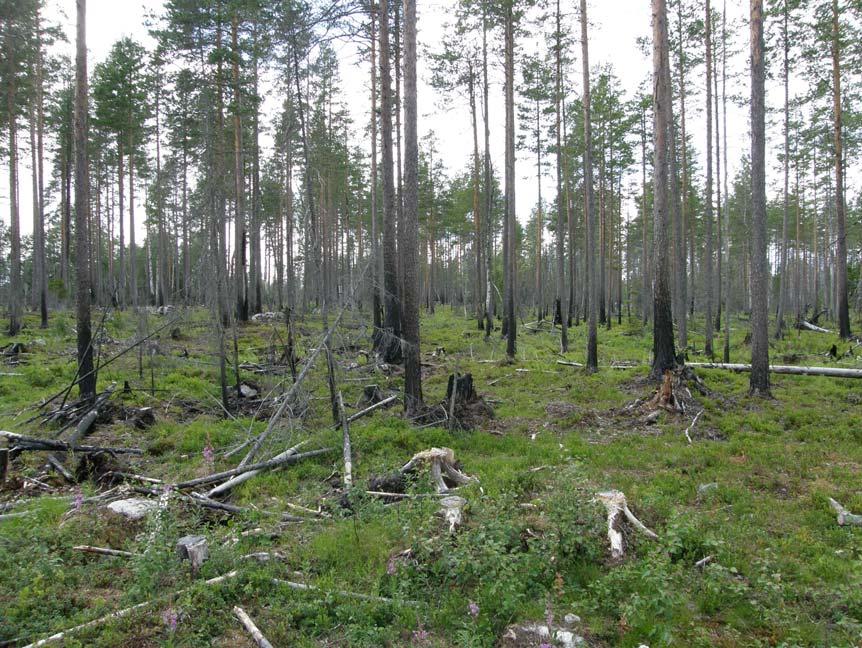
581;0;598;372
555;0;568;352
831;0;851;339
402;0;422;414
378;0;402;362
75;0;96;401
704;0;714;358
503;3;517;362
651;0;676;380
5;17;21;337
749;0;770;397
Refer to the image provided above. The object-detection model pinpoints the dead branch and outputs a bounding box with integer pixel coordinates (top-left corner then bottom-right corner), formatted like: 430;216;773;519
336;395;399;429
233;606;274;648
338;392;352;488
206;440;310;497
173;447;332;490
73;545;138;558
688;363;862;379
596;490;658;560
684;410;703;444
828;498;862;527
272;577;417;606
796;320;831;333
0;431;142;455
238;263;369;470
20;570;239;648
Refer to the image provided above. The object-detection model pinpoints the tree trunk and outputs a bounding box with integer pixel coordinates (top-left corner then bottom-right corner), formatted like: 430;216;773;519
129;138;138;308
581;0;598;372
775;0;790;339
749;0;770;397
504;2;517;362
651;0;676;379
378;0;402;362
75;0;96;400
482;1;493;339
232;13;248;322
832;0;851;339
5;18;21;336
401;0;422;415
675;1;688;346
34;4;48;327
370;3;382;334
704;0;714;358
555;0;568;352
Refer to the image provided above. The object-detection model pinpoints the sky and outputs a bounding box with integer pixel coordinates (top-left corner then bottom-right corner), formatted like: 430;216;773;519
4;0;761;242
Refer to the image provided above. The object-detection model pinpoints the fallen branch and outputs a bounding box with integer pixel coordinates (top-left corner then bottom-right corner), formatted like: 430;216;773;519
338;392;353;488
21;570;239;648
173;447;332;490
684;410;703;444
797;320;831;333
688;363;862;379
596;490;658;560
233;606;274;648
73;545;138;558
336;395;398;429
272;577;417;606
828;498;862;527
0;431;142;455
206;440;310;497
239;262;369;469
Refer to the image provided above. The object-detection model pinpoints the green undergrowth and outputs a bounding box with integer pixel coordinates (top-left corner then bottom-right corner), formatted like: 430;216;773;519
1;307;862;647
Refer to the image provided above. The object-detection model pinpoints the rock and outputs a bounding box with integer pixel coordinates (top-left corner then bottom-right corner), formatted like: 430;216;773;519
175;535;209;570
500;623;587;647
239;383;258;398
562;614;581;627
251;312;280;323
106;498;158;521
697;482;719;496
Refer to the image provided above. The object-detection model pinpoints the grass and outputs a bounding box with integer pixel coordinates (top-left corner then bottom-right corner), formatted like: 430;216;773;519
1;305;862;647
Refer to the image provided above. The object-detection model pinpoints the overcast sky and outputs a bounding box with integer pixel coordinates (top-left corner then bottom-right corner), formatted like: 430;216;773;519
5;0;763;240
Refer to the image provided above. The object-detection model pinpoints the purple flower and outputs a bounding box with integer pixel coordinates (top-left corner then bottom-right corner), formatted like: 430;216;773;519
73;489;84;512
162;484;173;496
545;598;554;629
539;643;554;648
202;442;215;467
411;624;430;643
468;600;480;619
162;606;178;632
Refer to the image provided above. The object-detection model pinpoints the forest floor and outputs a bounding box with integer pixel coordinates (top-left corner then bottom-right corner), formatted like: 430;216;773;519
1;306;862;647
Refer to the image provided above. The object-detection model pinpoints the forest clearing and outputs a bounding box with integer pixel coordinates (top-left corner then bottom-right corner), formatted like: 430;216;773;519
2;0;862;646
2;308;861;647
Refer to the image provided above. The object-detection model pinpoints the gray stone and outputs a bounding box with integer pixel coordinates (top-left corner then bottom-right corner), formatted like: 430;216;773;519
697;482;719;496
562;614;581;627
106;498;158;520
500;622;588;647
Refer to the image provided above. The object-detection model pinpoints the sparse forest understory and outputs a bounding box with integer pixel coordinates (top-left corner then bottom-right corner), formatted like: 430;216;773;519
2;0;862;646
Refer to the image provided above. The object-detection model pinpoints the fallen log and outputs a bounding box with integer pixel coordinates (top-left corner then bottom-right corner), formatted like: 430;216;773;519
238;263;369;469
796;320;831;333
173;447;332;490
206;440;310;497
338;392;353;488
20;570;239;648
688;363;862;379
272;577;417;606
336;395;398;429
73;545;138;558
0;431;143;455
233;606;274;648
